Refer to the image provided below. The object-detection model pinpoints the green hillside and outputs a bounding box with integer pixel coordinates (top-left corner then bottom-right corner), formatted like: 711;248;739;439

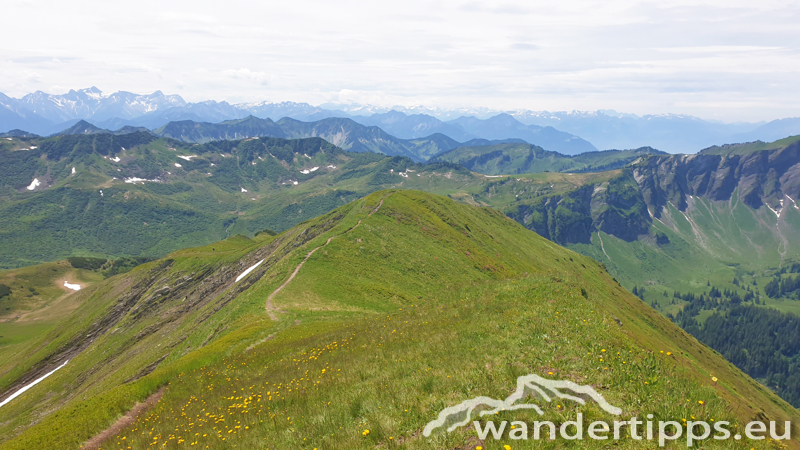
699;135;800;155
0;133;477;268
0;260;105;377
430;143;665;175
433;146;800;410
0;191;796;449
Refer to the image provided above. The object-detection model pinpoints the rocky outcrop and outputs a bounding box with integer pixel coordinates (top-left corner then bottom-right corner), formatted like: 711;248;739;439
633;142;800;214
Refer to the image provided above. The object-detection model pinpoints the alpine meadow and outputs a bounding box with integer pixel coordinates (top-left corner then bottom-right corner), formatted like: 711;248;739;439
4;2;800;448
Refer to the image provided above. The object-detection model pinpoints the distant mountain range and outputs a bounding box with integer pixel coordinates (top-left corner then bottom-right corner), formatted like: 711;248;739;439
49;116;522;162
3;87;800;153
509;110;800;153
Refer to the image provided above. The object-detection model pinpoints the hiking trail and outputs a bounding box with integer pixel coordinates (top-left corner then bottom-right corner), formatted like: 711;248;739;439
265;194;390;320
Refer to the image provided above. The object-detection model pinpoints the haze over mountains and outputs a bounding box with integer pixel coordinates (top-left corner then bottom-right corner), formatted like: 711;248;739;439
3;87;800;154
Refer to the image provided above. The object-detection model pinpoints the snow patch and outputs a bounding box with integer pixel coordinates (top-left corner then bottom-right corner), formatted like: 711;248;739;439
484;175;504;178
326;165;337;169
241;187;248;193
235;259;265;282
177;155;197;161
124;177;159;184
99;190;103;197
765;204;781;218
26;178;40;190
111;156;121;162
787;195;799;210
0;360;69;409
63;281;81;291
303;153;311;158
71;167;76;175
174;163;182;168
29;146;37;150
4;137;11;140
300;167;319;174
293;181;298;185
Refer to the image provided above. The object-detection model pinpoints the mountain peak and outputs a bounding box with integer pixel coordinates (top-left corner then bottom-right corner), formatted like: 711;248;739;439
55;119;109;136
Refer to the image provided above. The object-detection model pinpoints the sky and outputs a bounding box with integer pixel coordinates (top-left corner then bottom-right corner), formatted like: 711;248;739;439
2;0;800;122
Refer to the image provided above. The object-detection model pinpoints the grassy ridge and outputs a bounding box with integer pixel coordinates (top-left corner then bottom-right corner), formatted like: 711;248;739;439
430;143;663;175
0;191;797;449
699;135;800;155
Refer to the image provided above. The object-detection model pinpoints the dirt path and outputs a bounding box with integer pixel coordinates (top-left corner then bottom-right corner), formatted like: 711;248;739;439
83;387;165;450
265;194;390;319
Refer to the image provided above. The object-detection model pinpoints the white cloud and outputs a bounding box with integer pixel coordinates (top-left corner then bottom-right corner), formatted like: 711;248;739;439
0;0;799;121
223;68;272;85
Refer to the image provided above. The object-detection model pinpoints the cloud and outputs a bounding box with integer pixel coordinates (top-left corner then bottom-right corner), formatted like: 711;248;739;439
510;43;539;51
1;0;800;121
223;68;272;86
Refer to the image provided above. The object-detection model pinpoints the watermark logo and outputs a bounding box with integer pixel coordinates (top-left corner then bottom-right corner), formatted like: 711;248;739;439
423;374;792;447
423;374;620;437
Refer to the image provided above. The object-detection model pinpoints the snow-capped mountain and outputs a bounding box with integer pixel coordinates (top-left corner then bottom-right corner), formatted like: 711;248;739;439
2;87;800;153
12;87;186;124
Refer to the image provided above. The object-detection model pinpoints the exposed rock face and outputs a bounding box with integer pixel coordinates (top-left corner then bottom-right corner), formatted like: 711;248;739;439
504;143;800;246
633;143;800;215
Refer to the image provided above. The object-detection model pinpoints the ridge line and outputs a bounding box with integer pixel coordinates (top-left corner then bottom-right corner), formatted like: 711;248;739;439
265;193;392;319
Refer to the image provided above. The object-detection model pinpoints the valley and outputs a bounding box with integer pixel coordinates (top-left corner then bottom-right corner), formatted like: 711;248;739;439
2;129;800;448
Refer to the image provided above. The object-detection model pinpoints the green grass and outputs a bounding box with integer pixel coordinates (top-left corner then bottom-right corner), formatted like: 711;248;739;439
0;321;55;352
0;135;480;269
0;260;106;374
431;143;663;175
699;135;800;155
567;191;800;308
0;191;797;449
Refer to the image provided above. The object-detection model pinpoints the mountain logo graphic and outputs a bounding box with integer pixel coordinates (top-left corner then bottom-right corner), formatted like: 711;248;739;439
423;374;622;437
